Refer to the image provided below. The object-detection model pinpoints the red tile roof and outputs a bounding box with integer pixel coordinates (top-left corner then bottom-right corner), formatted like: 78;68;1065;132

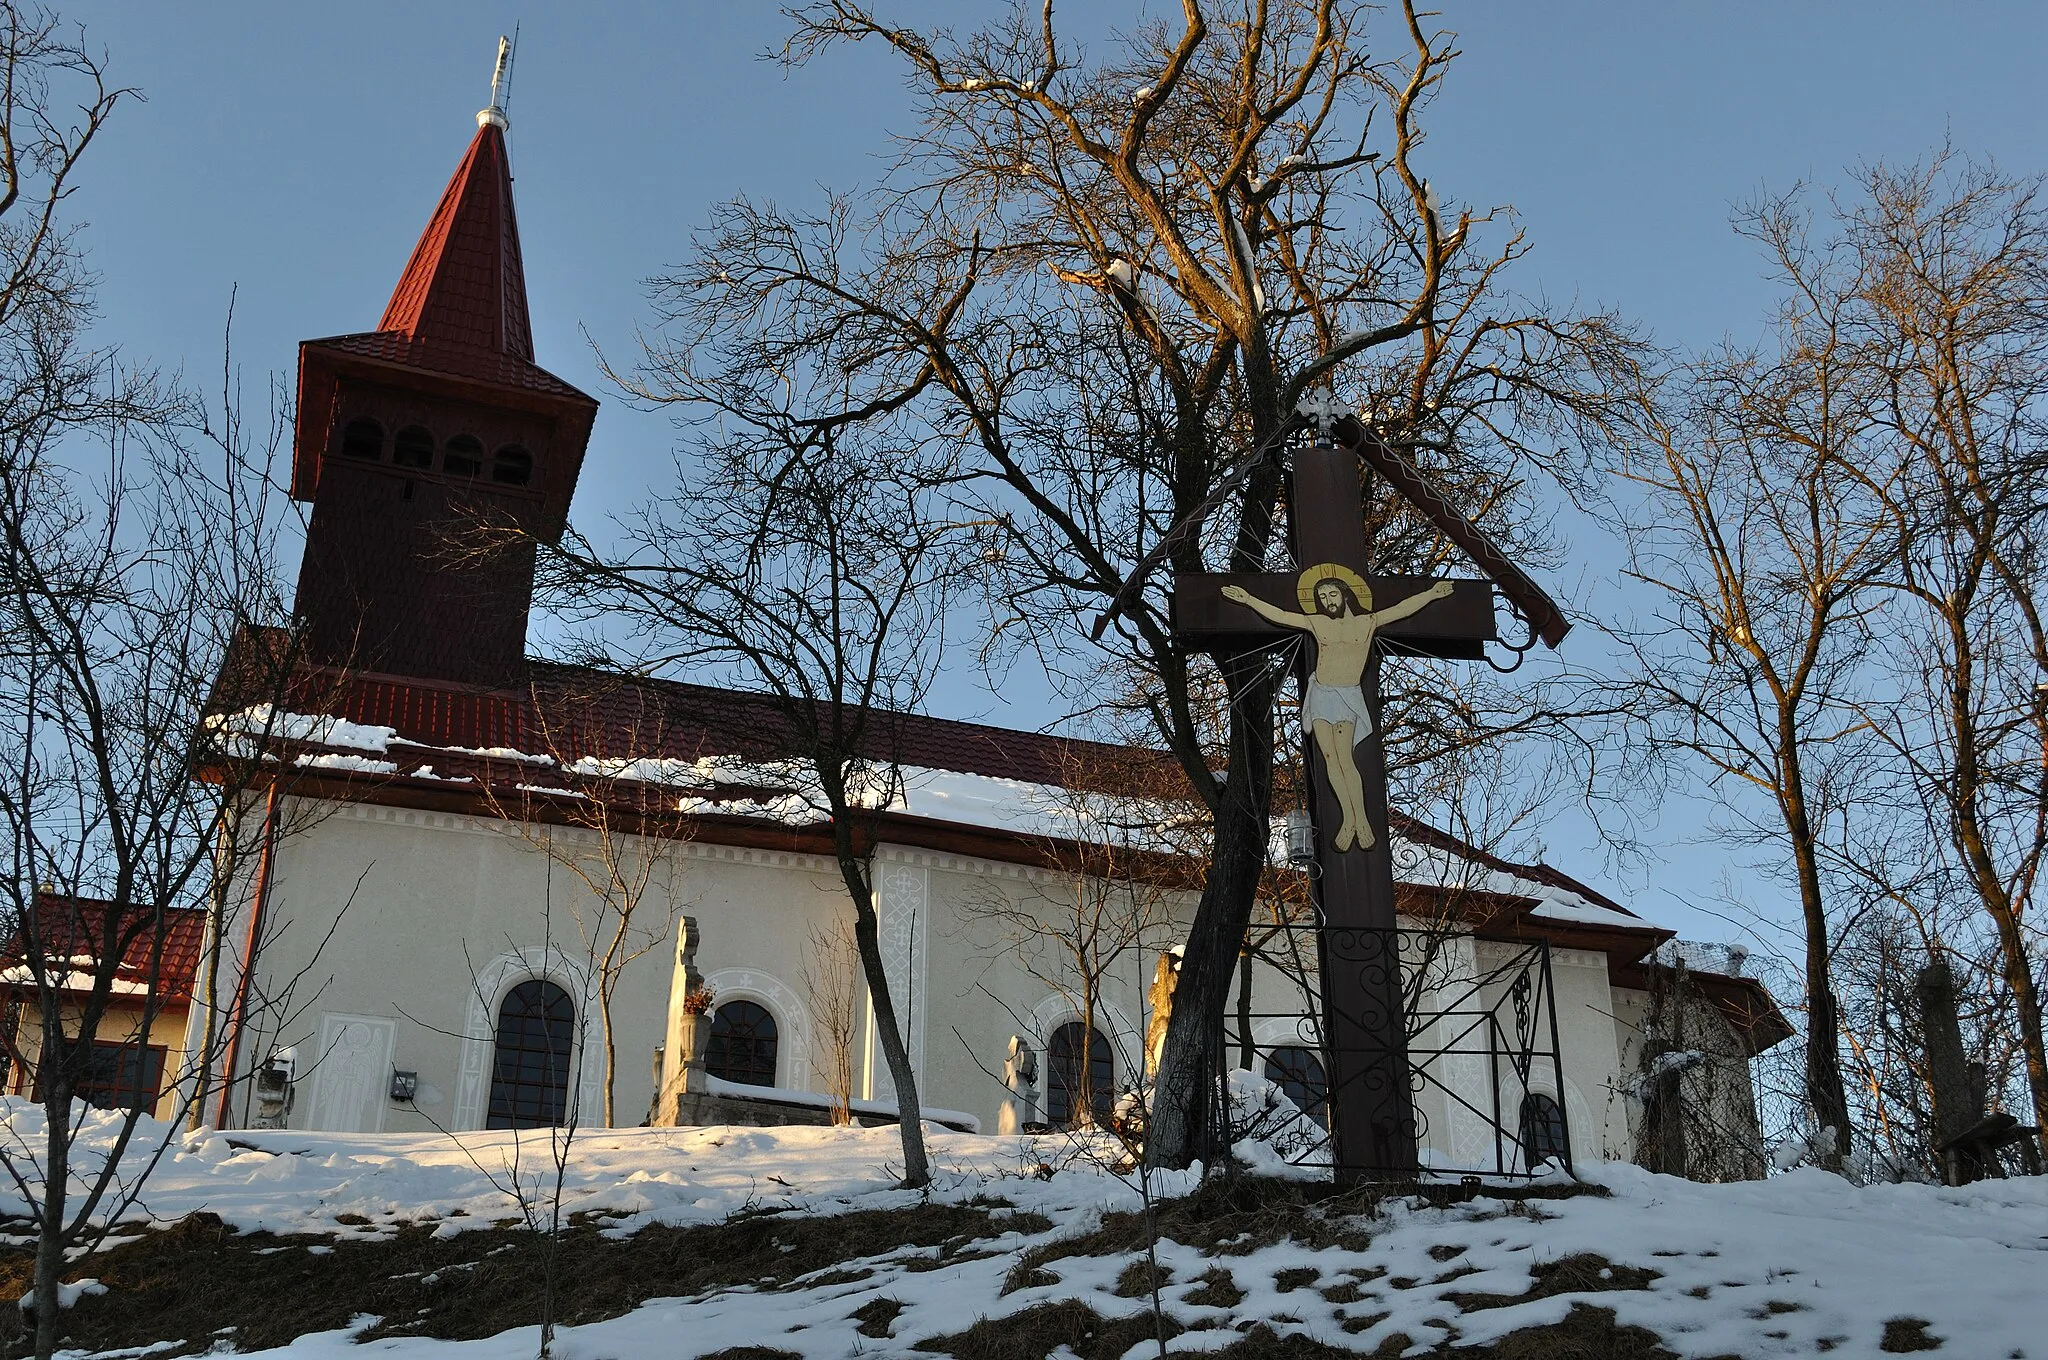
297;121;591;403
2;894;207;1003
382;122;532;362
317;660;1171;794
301;331;589;400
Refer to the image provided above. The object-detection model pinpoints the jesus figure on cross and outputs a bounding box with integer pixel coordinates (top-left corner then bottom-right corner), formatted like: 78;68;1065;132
1223;565;1454;852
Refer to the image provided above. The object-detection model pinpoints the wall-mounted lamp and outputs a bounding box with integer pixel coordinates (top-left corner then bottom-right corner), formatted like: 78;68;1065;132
389;1069;419;1103
1284;809;1316;871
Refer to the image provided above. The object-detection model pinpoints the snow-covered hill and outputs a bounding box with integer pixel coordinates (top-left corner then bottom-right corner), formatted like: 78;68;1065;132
2;1102;2042;1357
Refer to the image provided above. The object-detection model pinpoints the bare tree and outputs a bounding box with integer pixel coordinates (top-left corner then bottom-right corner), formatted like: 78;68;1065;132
627;0;1641;1169
474;687;689;1128
519;399;965;1187
0;10;336;1349
956;745;1186;1126
1603;219;1892;1166
801;918;860;1124
1841;153;2048;1162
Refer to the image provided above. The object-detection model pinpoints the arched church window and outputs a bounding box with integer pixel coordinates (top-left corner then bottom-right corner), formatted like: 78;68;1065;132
492;444;533;486
443;434;485;478
1518;1092;1569;1168
1047;1020;1114;1129
393;425;435;469
340;418;384;460
1262;1045;1329;1128
705;999;778;1087
486;979;574;1129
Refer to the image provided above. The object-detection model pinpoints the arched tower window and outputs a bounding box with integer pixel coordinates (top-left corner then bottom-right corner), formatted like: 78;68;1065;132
1518;1092;1569;1168
492;444;533;485
486;979;574;1129
340;418;384;460
393;425;435;469
705;999;778;1087
1047;1020;1114;1129
1262;1045;1329;1128
443;434;484;478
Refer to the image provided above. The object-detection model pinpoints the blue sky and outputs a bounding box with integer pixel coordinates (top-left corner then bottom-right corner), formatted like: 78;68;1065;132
72;2;2048;949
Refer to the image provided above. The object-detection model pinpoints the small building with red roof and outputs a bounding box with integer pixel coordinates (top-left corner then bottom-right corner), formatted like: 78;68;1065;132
2;894;207;1121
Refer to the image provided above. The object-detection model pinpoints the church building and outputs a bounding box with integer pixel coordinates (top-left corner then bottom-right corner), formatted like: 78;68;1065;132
188;94;1787;1179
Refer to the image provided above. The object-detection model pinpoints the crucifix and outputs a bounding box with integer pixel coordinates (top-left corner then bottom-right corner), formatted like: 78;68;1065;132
1171;402;1569;1177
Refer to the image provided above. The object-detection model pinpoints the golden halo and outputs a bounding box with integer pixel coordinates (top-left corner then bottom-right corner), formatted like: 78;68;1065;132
1297;562;1372;614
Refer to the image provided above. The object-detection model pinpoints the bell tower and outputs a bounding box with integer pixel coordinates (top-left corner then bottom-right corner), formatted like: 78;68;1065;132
289;60;597;687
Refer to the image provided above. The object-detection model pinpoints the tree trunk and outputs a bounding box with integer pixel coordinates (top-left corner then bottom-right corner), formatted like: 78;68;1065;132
1779;740;1851;1169
1236;949;1255;1070
1147;669;1277;1169
834;828;929;1187
598;993;617;1129
1939;607;2048;1167
1974;885;2048;1165
35;1079;70;1360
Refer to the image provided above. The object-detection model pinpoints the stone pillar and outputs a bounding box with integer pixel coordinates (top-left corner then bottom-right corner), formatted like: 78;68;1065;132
659;917;707;1120
1917;957;1981;1183
999;1035;1039;1134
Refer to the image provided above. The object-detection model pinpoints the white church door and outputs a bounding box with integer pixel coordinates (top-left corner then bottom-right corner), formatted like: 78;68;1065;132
306;1013;397;1132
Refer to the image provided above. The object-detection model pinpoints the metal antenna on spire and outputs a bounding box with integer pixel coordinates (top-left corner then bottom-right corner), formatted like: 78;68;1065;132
478;28;518;130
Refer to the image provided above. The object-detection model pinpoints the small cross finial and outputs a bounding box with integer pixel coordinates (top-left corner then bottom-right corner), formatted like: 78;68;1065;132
477;30;517;130
1296;390;1346;443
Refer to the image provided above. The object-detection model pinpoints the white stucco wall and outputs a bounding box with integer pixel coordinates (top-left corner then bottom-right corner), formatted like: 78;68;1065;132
214;799;855;1134
210;794;1692;1166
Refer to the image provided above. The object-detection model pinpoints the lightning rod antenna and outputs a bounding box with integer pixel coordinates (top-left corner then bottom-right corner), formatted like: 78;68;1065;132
478;28;517;130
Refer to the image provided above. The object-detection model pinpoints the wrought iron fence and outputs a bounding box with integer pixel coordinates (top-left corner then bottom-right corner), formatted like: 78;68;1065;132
1216;924;1572;1180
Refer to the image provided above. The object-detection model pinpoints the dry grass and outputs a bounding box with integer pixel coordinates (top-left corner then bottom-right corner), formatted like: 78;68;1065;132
0;1202;1046;1357
1446;1252;1661;1311
1475;1302;1682;1359
1182;1266;1244;1308
1112;1260;1170;1298
851;1297;905;1338
1880;1317;1944;1352
915;1300;1180;1360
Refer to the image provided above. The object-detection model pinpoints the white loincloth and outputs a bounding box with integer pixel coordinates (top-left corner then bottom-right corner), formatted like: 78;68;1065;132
1302;677;1373;736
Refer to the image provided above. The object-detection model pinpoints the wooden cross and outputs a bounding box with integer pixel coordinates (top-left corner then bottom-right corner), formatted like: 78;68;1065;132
1172;415;1568;1177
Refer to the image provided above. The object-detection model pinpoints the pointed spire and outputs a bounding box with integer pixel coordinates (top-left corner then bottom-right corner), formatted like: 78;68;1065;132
377;116;533;362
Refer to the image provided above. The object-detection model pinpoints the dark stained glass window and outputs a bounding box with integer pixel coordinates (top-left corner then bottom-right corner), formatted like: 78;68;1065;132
392;425;435;469
486;979;574;1129
705;999;778;1087
1519;1092;1569;1168
1047;1021;1114;1129
1263;1045;1329;1128
443;434;485;478
492;444;533;485
341;418;384;460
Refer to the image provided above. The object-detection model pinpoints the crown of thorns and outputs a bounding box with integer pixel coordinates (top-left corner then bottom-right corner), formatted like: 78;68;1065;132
1297;562;1372;613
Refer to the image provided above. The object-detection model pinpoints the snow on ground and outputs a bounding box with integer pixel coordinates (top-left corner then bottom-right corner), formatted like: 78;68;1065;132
5;1100;2045;1357
0;1103;1154;1242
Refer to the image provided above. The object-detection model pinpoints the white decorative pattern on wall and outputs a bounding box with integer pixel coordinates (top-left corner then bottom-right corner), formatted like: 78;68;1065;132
867;856;929;1101
307;1012;396;1133
452;946;604;1130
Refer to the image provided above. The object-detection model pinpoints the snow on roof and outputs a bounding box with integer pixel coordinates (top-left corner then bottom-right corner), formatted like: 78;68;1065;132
234;696;1660;935
1389;834;1645;930
208;704;397;754
1654;938;1753;979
